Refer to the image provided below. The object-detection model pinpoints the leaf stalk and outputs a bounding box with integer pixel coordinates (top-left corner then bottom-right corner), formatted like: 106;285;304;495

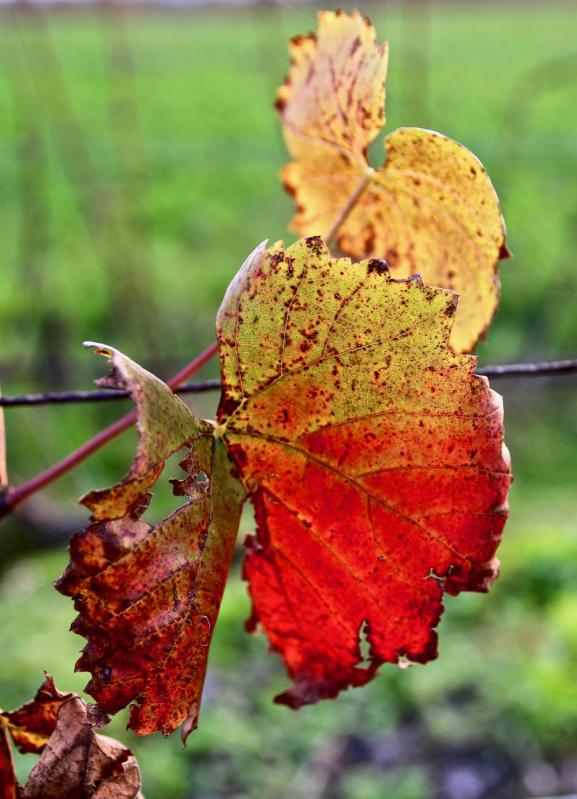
324;169;375;248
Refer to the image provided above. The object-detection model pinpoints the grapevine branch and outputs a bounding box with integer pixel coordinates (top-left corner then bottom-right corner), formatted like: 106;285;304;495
1;359;576;409
0;379;222;407
477;359;577;378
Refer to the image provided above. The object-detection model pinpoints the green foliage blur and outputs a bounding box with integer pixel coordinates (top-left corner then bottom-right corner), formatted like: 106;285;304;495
0;2;576;798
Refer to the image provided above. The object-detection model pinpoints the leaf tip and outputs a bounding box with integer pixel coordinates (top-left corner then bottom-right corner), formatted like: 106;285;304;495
180;703;199;747
83;341;114;359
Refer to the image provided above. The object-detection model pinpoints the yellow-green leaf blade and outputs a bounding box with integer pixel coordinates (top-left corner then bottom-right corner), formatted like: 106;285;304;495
337;128;508;353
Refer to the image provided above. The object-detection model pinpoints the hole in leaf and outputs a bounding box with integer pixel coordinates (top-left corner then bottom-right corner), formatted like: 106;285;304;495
355;619;372;669
368;136;386;169
140;447;193;526
195;471;210;488
425;567;446;589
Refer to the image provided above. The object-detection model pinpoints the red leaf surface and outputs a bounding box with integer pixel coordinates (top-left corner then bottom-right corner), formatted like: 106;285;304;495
57;345;244;740
216;237;511;707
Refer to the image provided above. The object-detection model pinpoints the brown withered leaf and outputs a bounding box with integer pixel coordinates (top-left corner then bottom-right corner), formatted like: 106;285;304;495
23;697;142;799
216;237;511;708
57;344;244;741
1;677;143;799
277;10;508;354
0;674;69;799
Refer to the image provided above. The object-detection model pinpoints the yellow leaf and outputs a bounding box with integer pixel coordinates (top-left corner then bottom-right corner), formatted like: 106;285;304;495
277;10;508;354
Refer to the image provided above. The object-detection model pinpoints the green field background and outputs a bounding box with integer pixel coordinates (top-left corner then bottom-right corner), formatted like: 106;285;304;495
1;2;576;797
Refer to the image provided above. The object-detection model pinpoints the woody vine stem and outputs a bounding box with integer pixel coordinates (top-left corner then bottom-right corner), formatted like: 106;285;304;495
1;187;576;518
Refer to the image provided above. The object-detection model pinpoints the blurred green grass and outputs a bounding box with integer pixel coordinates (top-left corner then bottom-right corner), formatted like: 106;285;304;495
1;2;577;798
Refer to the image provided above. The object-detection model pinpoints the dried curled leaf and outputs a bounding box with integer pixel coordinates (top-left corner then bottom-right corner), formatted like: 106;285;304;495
57;345;244;741
277;10;508;354
23;697;142;799
216;237;511;707
0;676;143;799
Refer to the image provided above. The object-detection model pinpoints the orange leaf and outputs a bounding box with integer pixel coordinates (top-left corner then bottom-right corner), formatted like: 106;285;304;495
216;237;511;707
57;345;244;741
277;10;508;354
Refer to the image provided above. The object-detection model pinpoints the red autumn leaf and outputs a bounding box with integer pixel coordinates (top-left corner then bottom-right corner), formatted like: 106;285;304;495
216;237;511;707
277;10;508;354
57;344;244;741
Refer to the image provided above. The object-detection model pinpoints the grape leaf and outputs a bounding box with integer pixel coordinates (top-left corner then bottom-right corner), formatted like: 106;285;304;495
216;237;511;708
57;344;244;741
56;239;510;734
0;676;143;799
277;10;508;354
